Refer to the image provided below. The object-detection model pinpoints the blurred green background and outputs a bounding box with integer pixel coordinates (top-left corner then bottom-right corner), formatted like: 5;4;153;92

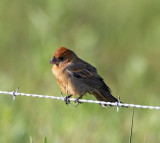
0;0;160;142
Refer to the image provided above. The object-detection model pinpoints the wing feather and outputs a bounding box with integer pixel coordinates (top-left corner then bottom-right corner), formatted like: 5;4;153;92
66;60;118;102
67;62;110;92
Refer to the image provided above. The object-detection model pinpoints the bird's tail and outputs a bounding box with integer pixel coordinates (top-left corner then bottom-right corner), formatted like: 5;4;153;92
92;89;127;107
93;91;127;108
93;90;117;105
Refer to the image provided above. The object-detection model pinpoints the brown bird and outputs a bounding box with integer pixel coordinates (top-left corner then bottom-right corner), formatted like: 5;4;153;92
49;47;119;106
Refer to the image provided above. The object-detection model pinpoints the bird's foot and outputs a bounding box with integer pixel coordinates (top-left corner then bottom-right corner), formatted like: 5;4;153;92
64;96;72;105
75;97;82;107
61;92;72;105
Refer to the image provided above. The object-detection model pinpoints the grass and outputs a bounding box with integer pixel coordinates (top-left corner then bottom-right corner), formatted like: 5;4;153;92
30;136;47;143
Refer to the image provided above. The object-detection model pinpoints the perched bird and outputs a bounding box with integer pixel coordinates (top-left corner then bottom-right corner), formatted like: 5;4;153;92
49;47;119;106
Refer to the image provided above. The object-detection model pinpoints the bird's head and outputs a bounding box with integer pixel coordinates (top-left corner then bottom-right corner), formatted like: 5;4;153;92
49;47;77;67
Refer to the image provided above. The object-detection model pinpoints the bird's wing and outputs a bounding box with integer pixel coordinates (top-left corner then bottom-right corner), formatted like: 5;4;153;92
66;62;97;78
66;62;118;102
66;62;108;89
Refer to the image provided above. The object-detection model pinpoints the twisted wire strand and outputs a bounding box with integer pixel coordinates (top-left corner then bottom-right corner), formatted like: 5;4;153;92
0;90;160;110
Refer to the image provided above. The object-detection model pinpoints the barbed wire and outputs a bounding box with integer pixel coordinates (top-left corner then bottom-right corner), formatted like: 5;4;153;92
0;87;160;112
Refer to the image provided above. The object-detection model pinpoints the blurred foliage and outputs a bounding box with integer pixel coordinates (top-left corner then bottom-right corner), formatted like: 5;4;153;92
43;136;47;143
0;0;160;142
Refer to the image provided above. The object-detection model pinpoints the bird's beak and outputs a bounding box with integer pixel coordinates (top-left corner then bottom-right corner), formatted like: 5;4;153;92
49;56;56;64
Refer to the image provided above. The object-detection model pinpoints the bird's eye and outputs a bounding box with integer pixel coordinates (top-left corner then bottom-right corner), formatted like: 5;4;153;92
59;57;64;61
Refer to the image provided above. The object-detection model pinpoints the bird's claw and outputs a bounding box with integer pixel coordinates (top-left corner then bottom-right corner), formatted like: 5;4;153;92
64;96;72;105
61;92;72;106
75;98;82;107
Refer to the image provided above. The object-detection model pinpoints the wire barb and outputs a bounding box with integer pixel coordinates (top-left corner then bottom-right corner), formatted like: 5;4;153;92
12;86;19;101
0;89;160;110
116;96;121;112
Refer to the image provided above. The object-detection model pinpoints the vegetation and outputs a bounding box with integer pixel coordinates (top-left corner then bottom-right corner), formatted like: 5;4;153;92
0;0;160;142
